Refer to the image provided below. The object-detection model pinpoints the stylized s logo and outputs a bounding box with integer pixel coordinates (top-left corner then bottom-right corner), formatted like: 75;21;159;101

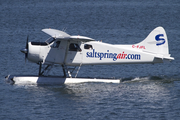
155;34;165;46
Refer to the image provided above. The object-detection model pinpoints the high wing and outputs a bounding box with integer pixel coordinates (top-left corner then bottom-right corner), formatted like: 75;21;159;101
42;28;70;38
42;28;95;42
69;35;95;42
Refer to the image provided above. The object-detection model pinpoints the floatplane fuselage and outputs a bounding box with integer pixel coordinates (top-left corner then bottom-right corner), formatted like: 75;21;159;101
6;27;174;84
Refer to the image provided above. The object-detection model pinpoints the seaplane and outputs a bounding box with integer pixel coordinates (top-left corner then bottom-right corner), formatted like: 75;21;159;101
6;26;174;84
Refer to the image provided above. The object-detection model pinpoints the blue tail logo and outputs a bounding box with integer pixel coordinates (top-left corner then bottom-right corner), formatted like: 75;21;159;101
155;34;165;46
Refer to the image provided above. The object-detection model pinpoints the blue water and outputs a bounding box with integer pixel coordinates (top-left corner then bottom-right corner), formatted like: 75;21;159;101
1;0;180;119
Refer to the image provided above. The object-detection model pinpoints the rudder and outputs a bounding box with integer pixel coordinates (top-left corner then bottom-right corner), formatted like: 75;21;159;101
137;26;169;55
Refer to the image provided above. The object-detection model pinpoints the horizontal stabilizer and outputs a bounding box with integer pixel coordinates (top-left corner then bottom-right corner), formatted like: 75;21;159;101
155;55;174;61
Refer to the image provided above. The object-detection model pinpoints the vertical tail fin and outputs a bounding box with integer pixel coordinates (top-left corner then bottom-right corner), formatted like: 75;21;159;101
137;26;174;60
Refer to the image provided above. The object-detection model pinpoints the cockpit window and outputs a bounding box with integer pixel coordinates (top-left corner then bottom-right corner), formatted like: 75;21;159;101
69;43;81;52
52;41;61;48
31;37;56;46
31;42;48;46
45;37;55;44
84;44;93;49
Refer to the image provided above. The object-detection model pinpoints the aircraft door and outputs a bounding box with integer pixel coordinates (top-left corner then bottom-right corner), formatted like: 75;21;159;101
41;40;66;64
66;42;82;65
53;40;66;64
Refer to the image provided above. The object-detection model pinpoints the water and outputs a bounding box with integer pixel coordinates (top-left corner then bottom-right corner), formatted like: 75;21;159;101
0;0;180;119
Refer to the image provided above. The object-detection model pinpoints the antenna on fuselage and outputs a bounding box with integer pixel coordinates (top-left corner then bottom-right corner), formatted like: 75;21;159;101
62;27;67;32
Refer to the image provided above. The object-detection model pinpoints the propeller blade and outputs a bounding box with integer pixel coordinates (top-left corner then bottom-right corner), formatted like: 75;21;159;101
26;35;28;50
25;35;29;62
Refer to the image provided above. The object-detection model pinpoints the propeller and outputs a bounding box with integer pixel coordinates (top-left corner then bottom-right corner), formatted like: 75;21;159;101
20;36;29;62
25;35;29;60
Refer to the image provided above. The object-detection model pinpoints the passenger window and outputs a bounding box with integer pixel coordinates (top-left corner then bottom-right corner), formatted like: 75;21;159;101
69;43;82;52
84;44;93;50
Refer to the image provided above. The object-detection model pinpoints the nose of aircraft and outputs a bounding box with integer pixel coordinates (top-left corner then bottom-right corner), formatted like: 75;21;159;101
20;48;27;54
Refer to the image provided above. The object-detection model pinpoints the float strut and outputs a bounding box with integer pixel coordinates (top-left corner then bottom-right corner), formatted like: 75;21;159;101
62;65;66;77
39;62;42;76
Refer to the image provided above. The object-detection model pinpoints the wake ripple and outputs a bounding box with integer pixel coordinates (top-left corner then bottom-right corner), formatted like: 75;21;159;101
121;75;178;83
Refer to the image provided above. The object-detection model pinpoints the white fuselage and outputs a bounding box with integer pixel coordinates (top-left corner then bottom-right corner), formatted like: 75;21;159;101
26;27;174;67
27;40;162;66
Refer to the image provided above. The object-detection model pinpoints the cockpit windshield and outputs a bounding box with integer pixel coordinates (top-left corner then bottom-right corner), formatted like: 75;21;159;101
45;37;55;44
